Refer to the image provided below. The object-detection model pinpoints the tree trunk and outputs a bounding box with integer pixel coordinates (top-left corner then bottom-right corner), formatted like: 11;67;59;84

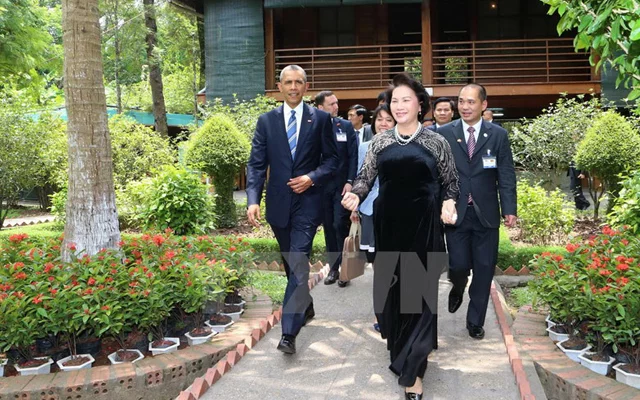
197;18;206;90
143;0;168;137
61;0;121;260
114;0;122;114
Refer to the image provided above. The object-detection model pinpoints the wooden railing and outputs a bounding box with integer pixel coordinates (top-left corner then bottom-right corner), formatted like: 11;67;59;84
273;43;423;90
271;38;593;90
431;38;592;85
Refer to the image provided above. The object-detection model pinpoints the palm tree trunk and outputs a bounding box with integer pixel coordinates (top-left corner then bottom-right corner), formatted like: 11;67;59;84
62;0;121;260
143;0;169;137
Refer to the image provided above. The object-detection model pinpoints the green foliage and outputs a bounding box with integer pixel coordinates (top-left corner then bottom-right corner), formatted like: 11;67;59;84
107;68;198;114
185;114;250;228
575;111;640;217
0;101;44;228
509;287;535;309
0;0;54;77
516;180;575;245
510;94;603;188
249;272;287;305
540;0;640;101
109;115;176;188
121;166;215;235
202;95;280;140
608;168;640;233
497;228;565;271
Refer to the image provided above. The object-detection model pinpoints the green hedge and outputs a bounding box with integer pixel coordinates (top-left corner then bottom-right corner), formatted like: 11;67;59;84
497;228;564;271
1;224;562;273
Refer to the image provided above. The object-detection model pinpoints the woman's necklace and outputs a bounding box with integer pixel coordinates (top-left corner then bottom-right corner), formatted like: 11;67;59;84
394;122;423;146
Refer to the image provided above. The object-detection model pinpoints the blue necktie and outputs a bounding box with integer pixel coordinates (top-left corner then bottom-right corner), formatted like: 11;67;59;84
287;110;297;159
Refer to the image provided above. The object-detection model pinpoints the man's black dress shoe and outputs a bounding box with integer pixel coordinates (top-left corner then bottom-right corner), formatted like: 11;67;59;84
303;303;315;326
405;392;423;400
277;335;296;354
448;289;463;313
324;270;339;285
467;322;485;339
337;279;349;287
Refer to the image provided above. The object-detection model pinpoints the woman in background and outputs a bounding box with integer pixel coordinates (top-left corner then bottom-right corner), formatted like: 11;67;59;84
353;103;396;333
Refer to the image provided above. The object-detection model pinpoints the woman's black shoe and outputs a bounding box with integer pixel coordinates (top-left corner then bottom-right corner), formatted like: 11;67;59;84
405;392;423;400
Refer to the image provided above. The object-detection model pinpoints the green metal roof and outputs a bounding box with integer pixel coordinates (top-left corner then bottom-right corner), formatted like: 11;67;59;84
47;107;200;127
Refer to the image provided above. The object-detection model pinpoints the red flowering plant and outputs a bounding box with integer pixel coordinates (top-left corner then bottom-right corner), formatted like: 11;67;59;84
530;226;640;362
56;247;123;357
0;253;61;364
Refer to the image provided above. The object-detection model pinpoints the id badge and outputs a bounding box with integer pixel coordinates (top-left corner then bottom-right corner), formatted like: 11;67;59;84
482;150;497;169
336;132;347;142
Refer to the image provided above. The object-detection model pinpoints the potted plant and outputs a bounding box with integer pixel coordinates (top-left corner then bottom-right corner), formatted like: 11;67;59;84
613;346;640;389
205;313;234;333
179;262;217;346
556;337;591;362
0;278;55;375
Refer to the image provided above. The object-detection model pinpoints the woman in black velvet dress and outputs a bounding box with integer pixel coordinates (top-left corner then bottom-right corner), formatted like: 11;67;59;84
342;73;459;399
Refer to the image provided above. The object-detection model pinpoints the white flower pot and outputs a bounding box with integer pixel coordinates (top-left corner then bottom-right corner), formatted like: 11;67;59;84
56;354;95;371
578;352;615;376
221;309;244;322
148;337;180;356
107;349;145;365
205;319;234;333
184;329;218;346
556;339;591;362
545;315;556;329
225;300;246;309
546;326;570;342
613;363;640;389
0;358;7;377
14;357;53;376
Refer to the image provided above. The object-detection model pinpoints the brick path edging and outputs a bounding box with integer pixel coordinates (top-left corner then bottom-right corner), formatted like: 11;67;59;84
175;264;331;400
0;290;280;400
2;217;55;228
513;305;640;400
490;282;537;400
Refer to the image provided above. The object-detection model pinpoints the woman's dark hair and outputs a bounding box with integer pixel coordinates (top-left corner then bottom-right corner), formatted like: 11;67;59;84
371;103;394;135
384;73;431;120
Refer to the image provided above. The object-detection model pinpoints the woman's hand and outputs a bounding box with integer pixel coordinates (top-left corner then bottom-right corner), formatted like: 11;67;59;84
441;199;457;225
350;211;360;223
342;192;360;212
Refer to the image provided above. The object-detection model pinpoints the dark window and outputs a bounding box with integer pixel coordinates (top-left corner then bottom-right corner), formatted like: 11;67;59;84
318;6;356;47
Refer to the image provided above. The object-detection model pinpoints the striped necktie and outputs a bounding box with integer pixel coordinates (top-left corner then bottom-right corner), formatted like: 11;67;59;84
287;110;297;159
467;126;476;204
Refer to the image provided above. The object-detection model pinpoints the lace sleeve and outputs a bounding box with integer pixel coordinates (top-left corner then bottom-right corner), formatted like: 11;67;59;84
351;132;388;203
417;130;460;201
433;134;460;201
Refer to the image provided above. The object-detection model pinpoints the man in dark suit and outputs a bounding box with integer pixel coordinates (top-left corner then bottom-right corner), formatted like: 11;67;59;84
482;109;502;127
437;84;517;340
433;97;455;129
315;91;358;288
347;104;373;143
246;65;339;354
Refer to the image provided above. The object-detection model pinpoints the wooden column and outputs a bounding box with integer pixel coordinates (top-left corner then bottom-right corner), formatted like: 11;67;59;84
421;0;433;85
265;8;275;90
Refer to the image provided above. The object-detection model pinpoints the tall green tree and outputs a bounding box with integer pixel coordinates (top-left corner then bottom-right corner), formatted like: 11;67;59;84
541;0;640;100
143;0;168;136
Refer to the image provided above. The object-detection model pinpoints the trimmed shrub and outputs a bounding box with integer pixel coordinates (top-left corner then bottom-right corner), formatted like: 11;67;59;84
109;115;176;188
516;180;575;245
576;111;640;218
122;166;215;235
185;114;250;228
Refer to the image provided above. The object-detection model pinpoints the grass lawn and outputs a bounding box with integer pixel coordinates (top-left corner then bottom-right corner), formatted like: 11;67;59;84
249;271;287;305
